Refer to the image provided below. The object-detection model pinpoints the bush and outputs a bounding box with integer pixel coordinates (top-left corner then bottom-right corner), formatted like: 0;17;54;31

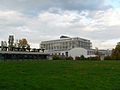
75;56;81;60
52;55;63;60
104;56;112;60
52;55;74;60
65;56;73;60
75;55;85;60
87;56;100;61
80;55;85;60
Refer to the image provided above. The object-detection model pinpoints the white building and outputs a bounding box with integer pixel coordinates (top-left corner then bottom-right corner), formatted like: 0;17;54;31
68;48;87;59
40;36;92;51
40;36;96;59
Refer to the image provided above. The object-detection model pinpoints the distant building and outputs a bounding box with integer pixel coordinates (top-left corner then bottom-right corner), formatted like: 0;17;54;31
98;49;112;60
40;36;95;59
0;35;50;60
40;36;112;60
40;36;92;51
98;49;112;56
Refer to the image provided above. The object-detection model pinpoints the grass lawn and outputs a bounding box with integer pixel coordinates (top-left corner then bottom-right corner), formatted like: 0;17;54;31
0;60;120;90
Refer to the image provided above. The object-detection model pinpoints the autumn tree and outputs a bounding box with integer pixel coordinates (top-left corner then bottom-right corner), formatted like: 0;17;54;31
111;42;120;60
18;38;30;51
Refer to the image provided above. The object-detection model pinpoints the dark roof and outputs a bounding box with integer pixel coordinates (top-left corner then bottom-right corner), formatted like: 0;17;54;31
0;51;50;55
60;35;70;39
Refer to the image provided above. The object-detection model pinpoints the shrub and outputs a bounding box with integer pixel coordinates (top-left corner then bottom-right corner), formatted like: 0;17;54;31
52;55;62;60
80;55;85;60
65;56;73;60
52;55;67;60
87;56;100;61
75;55;85;60
75;56;81;60
104;56;112;60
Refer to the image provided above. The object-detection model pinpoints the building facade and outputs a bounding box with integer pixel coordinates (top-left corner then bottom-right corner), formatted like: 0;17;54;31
40;36;94;59
40;36;112;60
40;36;92;52
0;51;50;60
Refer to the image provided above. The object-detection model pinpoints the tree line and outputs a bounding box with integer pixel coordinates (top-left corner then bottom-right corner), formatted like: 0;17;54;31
105;42;120;60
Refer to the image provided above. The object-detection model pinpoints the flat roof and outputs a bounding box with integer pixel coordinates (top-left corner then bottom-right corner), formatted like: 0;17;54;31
0;51;50;55
41;37;91;43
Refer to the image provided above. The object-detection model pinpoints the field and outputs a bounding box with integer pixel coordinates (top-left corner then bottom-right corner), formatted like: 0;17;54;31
0;60;120;90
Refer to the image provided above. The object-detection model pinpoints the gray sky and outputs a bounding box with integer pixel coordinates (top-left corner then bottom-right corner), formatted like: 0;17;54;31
0;0;120;49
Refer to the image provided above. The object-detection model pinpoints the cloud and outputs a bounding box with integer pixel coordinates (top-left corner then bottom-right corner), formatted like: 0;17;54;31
0;0;111;15
0;1;120;49
0;10;27;28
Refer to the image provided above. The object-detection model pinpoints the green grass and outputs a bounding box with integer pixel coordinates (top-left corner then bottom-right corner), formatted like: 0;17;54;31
0;60;120;90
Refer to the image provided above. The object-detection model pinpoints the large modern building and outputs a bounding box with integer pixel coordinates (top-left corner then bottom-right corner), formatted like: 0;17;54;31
40;36;95;59
40;36;92;51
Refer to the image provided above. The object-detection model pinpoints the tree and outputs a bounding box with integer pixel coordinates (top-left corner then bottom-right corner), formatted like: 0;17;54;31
111;42;120;60
80;55;85;60
18;38;30;51
26;45;31;52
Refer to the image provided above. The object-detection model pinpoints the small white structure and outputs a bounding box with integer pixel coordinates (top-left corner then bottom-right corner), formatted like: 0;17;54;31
45;47;94;60
68;48;87;59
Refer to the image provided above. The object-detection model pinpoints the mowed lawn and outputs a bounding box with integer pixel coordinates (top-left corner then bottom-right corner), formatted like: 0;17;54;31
0;60;120;90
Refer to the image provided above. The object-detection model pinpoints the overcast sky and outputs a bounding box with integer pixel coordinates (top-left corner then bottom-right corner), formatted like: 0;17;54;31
0;0;120;49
